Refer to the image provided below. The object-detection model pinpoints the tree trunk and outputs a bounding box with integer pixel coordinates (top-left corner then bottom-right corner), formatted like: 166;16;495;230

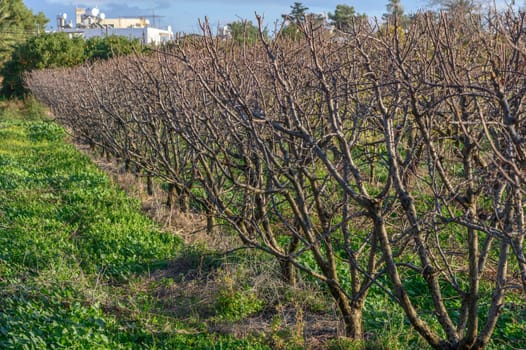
146;174;153;196
347;306;363;340
280;235;300;287
279;259;297;288
166;183;176;208
326;283;363;339
178;189;189;212
124;158;131;173
206;214;215;234
373;213;442;347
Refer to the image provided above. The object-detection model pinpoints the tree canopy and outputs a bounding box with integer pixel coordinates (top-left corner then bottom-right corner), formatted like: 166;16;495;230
328;4;357;31
280;2;327;40
0;0;48;65
288;2;309;22
85;35;144;61
227;20;266;44
1;33;85;97
1;33;146;97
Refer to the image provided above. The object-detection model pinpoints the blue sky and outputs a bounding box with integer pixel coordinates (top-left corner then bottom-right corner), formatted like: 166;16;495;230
23;0;512;33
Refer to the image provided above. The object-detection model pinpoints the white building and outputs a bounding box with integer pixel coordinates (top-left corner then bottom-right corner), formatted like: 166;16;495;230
57;7;173;45
62;27;173;45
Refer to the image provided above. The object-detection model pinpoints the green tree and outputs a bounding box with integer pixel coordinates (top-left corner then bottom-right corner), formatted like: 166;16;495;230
1;33;148;97
281;2;314;40
0;0;48;65
288;2;309;22
85;35;144;61
1;33;85;97
226;20;266;45
328;4;357;32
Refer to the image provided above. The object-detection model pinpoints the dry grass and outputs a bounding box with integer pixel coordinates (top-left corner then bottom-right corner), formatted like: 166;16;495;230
146;254;342;349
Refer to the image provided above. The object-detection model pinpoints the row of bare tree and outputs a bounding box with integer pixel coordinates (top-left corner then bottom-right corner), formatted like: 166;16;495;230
27;10;525;350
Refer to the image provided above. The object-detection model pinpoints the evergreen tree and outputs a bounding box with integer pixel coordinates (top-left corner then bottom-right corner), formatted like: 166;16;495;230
280;2;310;40
281;2;332;39
328;4;356;32
0;0;48;65
288;2;309;22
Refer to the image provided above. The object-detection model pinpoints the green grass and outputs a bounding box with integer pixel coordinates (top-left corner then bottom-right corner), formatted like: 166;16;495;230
0;103;269;349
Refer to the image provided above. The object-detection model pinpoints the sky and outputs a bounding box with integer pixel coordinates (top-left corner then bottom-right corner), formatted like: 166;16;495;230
23;0;514;34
